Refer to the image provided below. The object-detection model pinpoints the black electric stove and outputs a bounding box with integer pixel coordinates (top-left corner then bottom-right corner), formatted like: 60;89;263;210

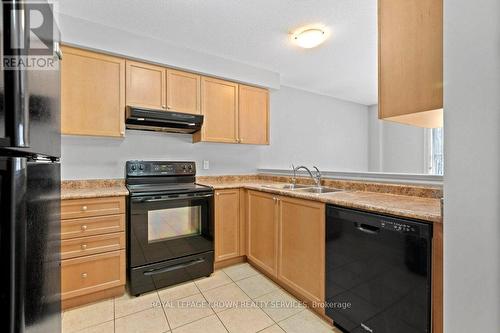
126;161;214;296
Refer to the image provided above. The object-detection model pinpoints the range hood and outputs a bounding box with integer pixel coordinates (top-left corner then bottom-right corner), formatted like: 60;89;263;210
125;106;203;134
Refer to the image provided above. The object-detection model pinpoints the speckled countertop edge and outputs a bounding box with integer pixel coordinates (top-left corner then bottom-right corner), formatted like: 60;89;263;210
60;176;442;223
197;179;442;224
61;179;129;200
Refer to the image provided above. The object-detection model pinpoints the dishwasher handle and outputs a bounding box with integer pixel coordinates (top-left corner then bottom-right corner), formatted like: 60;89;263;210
355;223;380;235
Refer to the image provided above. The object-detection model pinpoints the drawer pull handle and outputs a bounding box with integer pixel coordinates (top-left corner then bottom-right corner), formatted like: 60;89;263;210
81;244;87;250
81;225;88;231
81;206;88;211
81;273;88;279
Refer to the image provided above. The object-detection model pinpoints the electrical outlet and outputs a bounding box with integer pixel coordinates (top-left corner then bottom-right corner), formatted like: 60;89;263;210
203;160;210;170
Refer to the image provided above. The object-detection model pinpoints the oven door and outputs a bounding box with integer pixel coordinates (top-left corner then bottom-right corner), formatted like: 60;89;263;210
129;192;214;268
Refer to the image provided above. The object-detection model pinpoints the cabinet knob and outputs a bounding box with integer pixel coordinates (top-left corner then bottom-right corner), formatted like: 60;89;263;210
167;105;172;110
216;193;220;196
81;244;87;250
162;105;166;109
81;225;88;231
81;272;88;279
81;205;88;211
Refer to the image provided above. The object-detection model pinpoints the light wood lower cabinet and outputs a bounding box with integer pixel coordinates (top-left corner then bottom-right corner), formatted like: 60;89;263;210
61;232;125;260
61;46;125;137
277;196;325;305
61;196;125;220
215;189;240;262
61;250;125;300
246;190;325;306
247;190;279;277
61;196;126;310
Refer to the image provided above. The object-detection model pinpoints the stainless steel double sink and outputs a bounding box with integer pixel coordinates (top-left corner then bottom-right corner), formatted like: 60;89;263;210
261;183;343;194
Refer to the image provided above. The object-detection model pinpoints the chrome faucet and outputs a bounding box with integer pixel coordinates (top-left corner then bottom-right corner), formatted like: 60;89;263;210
293;165;322;187
291;164;297;186
313;166;322;187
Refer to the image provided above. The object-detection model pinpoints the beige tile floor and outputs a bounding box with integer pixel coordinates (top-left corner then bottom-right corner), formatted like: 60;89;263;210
62;263;341;333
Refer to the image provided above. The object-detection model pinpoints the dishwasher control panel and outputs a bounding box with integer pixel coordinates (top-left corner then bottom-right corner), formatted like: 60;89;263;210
380;219;416;233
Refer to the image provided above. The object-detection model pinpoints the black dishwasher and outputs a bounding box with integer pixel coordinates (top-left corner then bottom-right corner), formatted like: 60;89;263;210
326;205;432;333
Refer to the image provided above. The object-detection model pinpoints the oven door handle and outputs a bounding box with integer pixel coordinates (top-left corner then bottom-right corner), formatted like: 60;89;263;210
132;193;213;203
143;258;206;276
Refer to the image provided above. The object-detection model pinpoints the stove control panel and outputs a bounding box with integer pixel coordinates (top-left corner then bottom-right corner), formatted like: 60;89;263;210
126;161;196;177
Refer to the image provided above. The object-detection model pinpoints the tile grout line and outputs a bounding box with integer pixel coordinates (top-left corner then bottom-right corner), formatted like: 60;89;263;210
224;264;312;331
156;289;173;333
193;273;231;333
223;271;278;331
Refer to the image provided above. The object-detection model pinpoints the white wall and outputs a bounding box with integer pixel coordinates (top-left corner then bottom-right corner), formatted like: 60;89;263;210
259;86;369;172
444;0;500;332
368;105;427;174
61;86;370;179
59;14;280;90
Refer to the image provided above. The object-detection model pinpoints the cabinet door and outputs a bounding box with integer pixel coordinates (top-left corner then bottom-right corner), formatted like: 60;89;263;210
166;69;201;114
238;85;269;144
61;46;125;137
126;60;166;109
277;196;325;304
195;77;238;143
378;0;443;128
214;189;240;262
247;190;278;277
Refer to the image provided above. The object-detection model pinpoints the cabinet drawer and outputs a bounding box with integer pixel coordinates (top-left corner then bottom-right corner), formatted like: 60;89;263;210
61;214;125;239
61;250;125;300
61;197;125;219
61;232;125;260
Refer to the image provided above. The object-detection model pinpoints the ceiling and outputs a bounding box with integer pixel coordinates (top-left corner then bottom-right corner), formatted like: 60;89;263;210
58;0;378;105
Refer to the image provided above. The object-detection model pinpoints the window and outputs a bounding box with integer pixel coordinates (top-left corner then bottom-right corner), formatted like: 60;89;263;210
427;128;444;175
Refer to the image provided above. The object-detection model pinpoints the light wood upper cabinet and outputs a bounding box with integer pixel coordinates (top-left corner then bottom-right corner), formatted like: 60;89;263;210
214;189;240;262
126;60;166;109
277;196;325;304
378;0;443;128
167;69;201;114
194;77;239;143
247;190;278;277
239;85;269;145
61;46;125;137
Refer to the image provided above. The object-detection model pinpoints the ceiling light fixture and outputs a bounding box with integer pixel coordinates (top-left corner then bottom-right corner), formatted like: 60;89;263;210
291;27;328;49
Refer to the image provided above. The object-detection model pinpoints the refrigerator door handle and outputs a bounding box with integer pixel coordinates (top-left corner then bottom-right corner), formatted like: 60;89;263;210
54;41;63;60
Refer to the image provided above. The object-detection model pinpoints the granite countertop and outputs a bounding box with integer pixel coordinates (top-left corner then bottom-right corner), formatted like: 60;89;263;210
60;176;442;223
197;179;442;223
61;179;129;200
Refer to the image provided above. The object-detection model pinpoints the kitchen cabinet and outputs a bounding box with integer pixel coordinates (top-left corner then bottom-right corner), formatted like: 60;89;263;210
277;196;325;304
61;46;125;137
126;60;166;109
247;190;279;277
194;78;270;145
60;196;126;310
247;190;325;305
238;85;269;144
378;0;443;128
167;69;201;114
194;76;239;143
214;189;240;262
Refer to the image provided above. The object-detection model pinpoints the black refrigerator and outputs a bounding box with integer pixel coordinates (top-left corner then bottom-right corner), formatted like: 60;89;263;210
0;1;61;333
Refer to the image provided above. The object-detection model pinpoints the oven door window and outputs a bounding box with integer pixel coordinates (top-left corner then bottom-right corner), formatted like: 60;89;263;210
148;206;201;243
